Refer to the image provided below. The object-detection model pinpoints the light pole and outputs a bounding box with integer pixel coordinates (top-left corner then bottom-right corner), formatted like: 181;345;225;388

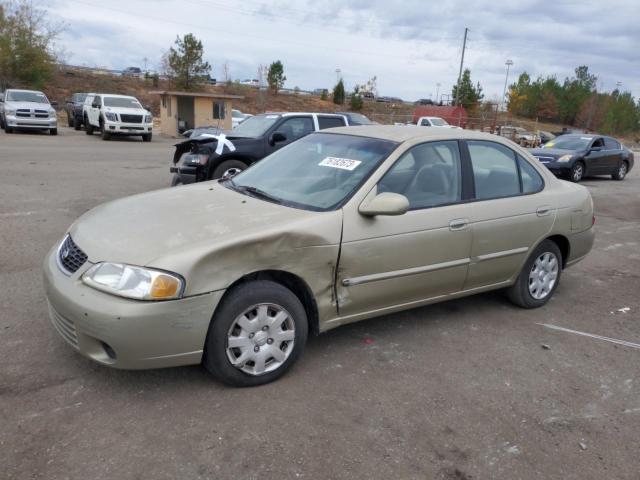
335;68;341;84
435;83;441;103
502;59;513;111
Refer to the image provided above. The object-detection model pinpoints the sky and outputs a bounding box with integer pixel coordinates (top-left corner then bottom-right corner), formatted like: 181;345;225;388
48;0;639;102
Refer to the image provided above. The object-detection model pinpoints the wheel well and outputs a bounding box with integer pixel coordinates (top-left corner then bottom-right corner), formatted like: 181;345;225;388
219;270;320;336
547;234;570;268
207;157;252;179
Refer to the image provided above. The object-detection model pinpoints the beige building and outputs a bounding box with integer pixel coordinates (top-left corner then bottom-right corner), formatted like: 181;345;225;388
150;91;244;137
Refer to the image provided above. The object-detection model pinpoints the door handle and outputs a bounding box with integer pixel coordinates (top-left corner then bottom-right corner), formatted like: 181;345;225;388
449;219;468;231
536;206;551;217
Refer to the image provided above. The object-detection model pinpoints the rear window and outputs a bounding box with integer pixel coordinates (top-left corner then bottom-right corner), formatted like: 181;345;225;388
468;141;520;200
318;116;346;129
604;137;620;150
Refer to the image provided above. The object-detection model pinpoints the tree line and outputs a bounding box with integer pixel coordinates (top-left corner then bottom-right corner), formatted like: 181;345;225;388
508;66;639;135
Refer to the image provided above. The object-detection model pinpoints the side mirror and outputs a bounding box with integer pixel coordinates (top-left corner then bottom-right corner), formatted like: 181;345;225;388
359;192;409;217
590;146;602;152
269;131;287;146
92;101;100;108
50;101;58;108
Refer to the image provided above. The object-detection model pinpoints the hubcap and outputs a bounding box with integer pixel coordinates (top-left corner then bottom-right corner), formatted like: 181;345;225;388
573;165;583;181
528;252;559;300
619;164;627;178
222;167;243;179
226;303;295;376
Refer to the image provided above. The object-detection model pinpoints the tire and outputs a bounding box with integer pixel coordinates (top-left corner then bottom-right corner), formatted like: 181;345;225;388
49;128;58;136
612;161;628;181
85;118;94;135
507;239;562;309
0;114;4;129
569;161;584;182
212;159;247;179
142;133;152;142
101;123;111;141
73;117;82;130
5;125;13;133
170;174;183;187
203;280;308;387
67;115;73;127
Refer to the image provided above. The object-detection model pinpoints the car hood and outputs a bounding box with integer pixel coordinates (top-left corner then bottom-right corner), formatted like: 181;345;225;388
5;101;51;110
69;181;337;269
529;148;577;158
103;106;149;115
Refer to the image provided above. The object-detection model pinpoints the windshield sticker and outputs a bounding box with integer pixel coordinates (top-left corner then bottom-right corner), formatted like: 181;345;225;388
545;142;554;147
319;157;362;171
266;115;279;119
581;137;593;140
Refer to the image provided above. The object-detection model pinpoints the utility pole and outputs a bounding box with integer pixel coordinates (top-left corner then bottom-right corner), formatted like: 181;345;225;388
435;82;441;103
502;59;513;112
335;68;341;84
454;27;468;106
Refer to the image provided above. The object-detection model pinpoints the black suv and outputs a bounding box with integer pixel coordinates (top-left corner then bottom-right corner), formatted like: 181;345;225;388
64;93;89;130
170;112;348;185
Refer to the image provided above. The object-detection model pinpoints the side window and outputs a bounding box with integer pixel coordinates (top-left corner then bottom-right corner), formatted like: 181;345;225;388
85;95;94;106
213;101;226;119
604;137;620;150
378;140;462;209
94;96;102;107
420;118;430;126
591;138;605;149
468;141;520;200
317;116;346;129
277;117;314;141
518;156;544;193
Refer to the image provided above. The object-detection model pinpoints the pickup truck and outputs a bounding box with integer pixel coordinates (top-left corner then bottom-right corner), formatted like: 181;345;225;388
83;93;153;141
64;92;89;130
170;112;348;185
0;89;58;135
416;116;460;129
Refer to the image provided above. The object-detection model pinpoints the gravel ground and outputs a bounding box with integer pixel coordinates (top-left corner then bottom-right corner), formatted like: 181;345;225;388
1;127;639;480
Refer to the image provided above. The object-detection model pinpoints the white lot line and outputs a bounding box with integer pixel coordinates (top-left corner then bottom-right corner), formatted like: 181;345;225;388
538;323;640;350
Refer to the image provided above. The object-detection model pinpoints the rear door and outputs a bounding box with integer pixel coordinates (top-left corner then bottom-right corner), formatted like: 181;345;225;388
603;137;623;172
463;140;554;290
317;115;347;130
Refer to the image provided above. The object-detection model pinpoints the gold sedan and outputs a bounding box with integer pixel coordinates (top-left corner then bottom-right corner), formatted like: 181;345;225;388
44;126;595;386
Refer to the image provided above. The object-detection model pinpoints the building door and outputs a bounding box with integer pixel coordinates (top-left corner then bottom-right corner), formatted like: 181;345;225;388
176;96;195;133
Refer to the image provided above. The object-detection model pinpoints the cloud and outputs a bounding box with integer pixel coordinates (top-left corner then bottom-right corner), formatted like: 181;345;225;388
48;0;640;100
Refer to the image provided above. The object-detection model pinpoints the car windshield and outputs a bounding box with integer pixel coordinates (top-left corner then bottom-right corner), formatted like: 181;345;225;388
232;115;279;136
544;136;591;150
74;93;88;102
430;118;448;126
227;133;398;211
7;91;49;103
103;97;142;108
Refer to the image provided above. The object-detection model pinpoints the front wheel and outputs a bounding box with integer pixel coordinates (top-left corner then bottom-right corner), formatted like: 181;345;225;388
203;280;308;387
85;119;94;135
612;161;628;181
49;128;58;136
170;174;183;187
569;161;584;182
507;240;562;309
212;159;247;179
142;133;152;142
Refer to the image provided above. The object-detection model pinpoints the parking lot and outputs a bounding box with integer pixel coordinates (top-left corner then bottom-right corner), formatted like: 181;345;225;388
1;127;639;479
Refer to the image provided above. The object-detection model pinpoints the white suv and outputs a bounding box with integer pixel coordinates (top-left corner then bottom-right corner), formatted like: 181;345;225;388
83;93;153;141
0;89;58;135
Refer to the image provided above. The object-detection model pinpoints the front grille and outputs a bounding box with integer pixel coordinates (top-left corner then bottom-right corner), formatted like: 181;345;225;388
48;303;79;349
120;114;142;123
16;112;31;118
57;235;88;274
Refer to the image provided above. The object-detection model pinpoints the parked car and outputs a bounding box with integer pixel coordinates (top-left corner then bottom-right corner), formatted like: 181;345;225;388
170;112;348;185
83;93;153;141
417;116;460;129
530;134;634;182
415;98;434;105
0;89;58;135
336;112;375;126
232;109;252;128
538;130;555;144
64;93;89;130
122;67;142;78
181;126;223;139
44;126;595;386
498;126;540;147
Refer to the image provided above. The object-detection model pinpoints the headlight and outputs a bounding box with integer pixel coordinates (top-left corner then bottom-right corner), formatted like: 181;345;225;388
183;153;209;165
104;112;118;122
82;262;184;300
5;108;16;115
144;114;152;123
557;154;573;163
48;108;56;116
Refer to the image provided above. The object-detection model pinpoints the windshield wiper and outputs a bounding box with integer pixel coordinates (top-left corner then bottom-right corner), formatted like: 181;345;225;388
234;184;283;204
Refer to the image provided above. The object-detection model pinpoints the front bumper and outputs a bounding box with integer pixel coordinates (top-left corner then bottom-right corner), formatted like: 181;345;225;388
104;121;153;135
169;164;197;184
43;244;224;369
6;114;57;129
540;161;571;176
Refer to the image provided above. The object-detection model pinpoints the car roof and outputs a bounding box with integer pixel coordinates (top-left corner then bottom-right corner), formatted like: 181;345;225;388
322;125;497;143
95;93;138;99
262;112;344;117
6;89;44;93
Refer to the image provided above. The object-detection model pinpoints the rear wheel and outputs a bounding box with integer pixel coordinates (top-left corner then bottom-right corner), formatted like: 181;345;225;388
507;239;562;309
73;116;81;130
569;161;584;182
612;161;628;181
212;159;247;179
203;280;308;387
67;115;73;127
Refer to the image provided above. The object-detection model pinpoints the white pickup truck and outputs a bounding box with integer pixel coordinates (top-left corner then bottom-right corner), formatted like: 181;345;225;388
0;89;58;135
83;93;153;141
416;116;461;129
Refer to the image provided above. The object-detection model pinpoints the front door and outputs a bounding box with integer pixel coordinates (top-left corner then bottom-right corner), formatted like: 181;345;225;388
337;140;473;318
584;137;608;174
265;116;314;155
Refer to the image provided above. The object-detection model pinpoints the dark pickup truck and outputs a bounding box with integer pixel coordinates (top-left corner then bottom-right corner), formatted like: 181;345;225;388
64;93;89;130
170;112;348;185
